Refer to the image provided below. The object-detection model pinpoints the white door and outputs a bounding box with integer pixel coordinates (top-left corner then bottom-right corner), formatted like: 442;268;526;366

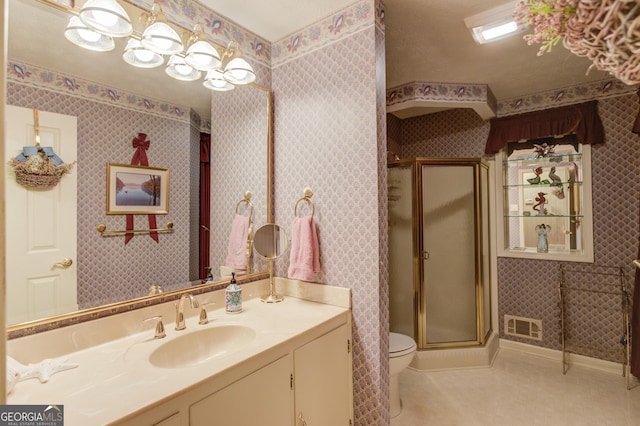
5;105;78;325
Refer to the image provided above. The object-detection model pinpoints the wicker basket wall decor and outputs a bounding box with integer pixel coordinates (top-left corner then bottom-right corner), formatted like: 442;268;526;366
564;0;640;85
8;109;76;190
9;153;76;190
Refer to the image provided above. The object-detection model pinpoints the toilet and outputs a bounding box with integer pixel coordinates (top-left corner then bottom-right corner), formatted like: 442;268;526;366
389;332;417;418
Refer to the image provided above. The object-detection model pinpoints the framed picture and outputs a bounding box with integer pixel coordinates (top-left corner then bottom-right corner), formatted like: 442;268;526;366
106;163;169;215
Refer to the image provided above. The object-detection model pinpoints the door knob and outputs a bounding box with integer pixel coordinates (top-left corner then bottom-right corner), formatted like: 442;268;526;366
53;258;73;269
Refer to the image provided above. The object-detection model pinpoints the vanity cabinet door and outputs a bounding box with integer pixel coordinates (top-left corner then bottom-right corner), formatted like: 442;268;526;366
153;412;181;426
189;354;293;426
293;324;352;425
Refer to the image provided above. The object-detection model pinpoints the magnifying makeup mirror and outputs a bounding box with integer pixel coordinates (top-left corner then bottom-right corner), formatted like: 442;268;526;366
253;223;288;302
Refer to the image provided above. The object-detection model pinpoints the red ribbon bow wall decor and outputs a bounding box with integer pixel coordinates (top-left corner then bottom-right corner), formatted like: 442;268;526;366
126;133;159;244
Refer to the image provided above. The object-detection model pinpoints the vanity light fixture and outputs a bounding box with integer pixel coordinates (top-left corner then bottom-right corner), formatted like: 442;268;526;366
464;1;524;44
184;24;222;71
140;2;184;55
65;16;115;51
60;0;255;89
78;0;132;38
201;41;255;91
221;41;256;85
122;38;164;68
203;69;234;91
165;54;202;81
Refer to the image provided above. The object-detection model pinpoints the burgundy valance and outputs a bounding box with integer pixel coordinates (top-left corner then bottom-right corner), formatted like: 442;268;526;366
485;100;605;154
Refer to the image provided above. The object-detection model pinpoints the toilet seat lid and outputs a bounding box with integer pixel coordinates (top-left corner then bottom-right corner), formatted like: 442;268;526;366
389;332;416;354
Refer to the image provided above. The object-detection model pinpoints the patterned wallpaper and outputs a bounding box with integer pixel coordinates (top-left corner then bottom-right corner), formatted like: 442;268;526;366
210;86;271;278
7;82;198;309
390;93;640;364
272;1;388;423
7;60;195;128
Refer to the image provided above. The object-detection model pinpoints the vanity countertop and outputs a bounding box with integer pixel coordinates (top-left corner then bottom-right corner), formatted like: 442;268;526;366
7;285;351;425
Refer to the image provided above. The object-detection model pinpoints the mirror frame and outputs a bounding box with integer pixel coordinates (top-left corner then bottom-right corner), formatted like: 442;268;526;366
5;0;274;339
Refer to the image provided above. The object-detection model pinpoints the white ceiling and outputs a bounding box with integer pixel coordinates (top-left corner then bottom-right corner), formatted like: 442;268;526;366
203;0;612;117
200;0;358;42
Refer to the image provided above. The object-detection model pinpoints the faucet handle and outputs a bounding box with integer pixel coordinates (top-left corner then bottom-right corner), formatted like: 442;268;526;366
199;302;216;325
144;315;166;339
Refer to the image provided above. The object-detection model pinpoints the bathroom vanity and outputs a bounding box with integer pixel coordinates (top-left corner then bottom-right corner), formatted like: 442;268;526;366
7;280;353;425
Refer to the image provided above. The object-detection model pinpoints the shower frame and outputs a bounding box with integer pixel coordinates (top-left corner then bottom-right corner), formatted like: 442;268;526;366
388;157;492;350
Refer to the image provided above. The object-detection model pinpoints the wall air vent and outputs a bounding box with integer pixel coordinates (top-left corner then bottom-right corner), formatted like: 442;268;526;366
504;315;542;341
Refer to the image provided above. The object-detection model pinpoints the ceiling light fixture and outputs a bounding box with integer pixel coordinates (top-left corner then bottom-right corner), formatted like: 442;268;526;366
65;16;115;51
78;0;132;37
140;2;183;55
464;2;523;44
122;38;164;68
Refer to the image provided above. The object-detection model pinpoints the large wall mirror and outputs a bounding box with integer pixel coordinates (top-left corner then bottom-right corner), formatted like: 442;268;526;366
5;0;272;334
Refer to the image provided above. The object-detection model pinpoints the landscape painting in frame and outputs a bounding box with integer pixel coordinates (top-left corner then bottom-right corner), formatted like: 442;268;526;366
107;163;169;214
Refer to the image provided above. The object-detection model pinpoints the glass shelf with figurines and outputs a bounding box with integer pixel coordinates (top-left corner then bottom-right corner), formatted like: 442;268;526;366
496;137;593;262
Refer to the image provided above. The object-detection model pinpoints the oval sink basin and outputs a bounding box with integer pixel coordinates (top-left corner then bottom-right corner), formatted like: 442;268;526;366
149;325;256;369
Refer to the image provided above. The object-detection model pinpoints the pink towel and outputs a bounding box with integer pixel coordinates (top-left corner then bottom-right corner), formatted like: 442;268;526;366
288;216;320;282
225;214;251;270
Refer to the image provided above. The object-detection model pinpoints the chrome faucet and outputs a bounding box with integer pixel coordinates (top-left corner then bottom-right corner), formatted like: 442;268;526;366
175;293;200;331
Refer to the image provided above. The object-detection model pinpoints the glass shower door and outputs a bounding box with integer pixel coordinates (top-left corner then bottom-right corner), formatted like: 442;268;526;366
421;164;478;345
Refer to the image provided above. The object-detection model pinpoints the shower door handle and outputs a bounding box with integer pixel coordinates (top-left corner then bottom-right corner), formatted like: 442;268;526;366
422;251;430;260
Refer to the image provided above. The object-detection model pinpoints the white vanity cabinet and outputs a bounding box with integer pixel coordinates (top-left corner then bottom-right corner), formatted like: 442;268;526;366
190;322;353;426
8;287;352;426
190;354;293;426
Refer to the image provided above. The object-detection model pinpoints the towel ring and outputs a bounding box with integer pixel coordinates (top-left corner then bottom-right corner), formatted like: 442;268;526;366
235;191;254;218
294;187;315;219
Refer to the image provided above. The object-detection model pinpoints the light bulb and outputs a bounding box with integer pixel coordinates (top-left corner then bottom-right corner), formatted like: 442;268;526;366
91;8;118;28
175;64;192;75
229;69;248;80
152;37;173;52
78;28;102;43
134;49;155;63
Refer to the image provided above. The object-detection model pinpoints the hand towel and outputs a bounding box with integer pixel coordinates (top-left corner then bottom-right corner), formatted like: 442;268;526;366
288;216;320;282
225;214;251;270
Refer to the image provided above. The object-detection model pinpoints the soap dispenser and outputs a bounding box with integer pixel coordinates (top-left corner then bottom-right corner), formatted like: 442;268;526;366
225;273;242;314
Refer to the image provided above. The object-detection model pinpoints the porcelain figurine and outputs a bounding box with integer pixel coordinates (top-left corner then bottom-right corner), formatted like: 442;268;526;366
535;224;550;253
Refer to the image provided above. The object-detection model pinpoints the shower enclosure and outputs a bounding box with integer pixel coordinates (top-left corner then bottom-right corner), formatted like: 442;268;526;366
388;158;491;351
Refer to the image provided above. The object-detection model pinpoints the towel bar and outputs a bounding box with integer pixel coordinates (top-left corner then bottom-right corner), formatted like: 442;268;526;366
96;222;174;236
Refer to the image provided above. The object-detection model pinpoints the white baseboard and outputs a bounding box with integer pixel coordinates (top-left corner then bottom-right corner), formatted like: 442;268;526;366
409;331;500;371
499;338;627;376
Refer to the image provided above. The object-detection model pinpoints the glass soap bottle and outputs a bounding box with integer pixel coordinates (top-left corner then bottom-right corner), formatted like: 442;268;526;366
225;272;242;314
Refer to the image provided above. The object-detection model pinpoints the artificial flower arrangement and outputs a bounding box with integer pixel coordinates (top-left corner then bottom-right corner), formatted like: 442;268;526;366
9;146;76;189
514;0;640;85
513;0;578;56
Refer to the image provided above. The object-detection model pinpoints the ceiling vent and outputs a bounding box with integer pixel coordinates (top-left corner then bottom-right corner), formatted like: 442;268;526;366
504;315;542;341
